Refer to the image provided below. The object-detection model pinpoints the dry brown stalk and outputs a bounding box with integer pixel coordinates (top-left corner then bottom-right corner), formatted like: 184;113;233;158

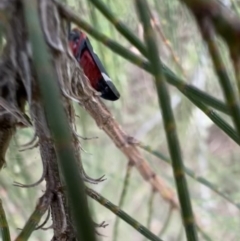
66;63;178;209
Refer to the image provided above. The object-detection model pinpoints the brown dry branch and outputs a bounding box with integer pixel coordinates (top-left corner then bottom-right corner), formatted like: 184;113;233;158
61;53;178;209
53;0;179;210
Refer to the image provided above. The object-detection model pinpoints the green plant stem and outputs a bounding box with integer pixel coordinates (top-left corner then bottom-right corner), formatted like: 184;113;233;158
87;1;107;66
86;187;163;241
0;199;10;241
106;0;121;86
145;189;155;241
179;0;240;136
113;163;132;241
23;1;96;240
188;96;240;145
146;190;155;227
197;225;213;241
135;0;198;240
140;144;240;210
201;20;240;138
88;0;147;57
158;207;173;237
15;194;51;241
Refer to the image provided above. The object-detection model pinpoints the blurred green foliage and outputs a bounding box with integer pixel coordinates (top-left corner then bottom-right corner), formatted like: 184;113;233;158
1;0;240;240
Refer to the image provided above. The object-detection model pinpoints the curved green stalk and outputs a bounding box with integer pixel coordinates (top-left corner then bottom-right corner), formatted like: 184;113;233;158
55;0;229;116
161;66;229;115
86;187;163;241
113;163;132;241
201;22;240;138
15;194;51;241
87;1;107;66
0;199;10;241
188;96;240;145
22;1;96;240
87;0;147;57
197;225;213;241
158;207;173;237
152;0;185;76
135;0;198;240
145;190;155;241
179;0;240;137
106;0;121;87
140;144;240;210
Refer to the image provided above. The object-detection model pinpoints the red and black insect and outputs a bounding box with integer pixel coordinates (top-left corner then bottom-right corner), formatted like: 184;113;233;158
68;28;120;101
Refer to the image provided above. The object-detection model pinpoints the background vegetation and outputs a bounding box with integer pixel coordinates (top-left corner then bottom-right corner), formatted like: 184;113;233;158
1;0;240;240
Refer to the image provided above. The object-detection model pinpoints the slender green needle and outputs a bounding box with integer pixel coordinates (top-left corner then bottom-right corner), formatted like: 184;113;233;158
113;164;132;241
15;193;51;241
88;0;147;57
135;0;198;240
140;144;240;210
86;187;163;241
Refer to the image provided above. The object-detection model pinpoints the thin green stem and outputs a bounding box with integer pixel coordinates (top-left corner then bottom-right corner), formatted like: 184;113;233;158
179;0;240;55
188;96;240;145
139;144;240;210
0;199;10;241
158;207;173;237
150;3;185;76
113;163;133;241
86;187;163;241
145;190;155;241
87;1;107;66
87;0;147;57
135;0;198;240
23;1;96;240
15;193;51;241
197;225;213;241
106;0;121;87
200;20;240;138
